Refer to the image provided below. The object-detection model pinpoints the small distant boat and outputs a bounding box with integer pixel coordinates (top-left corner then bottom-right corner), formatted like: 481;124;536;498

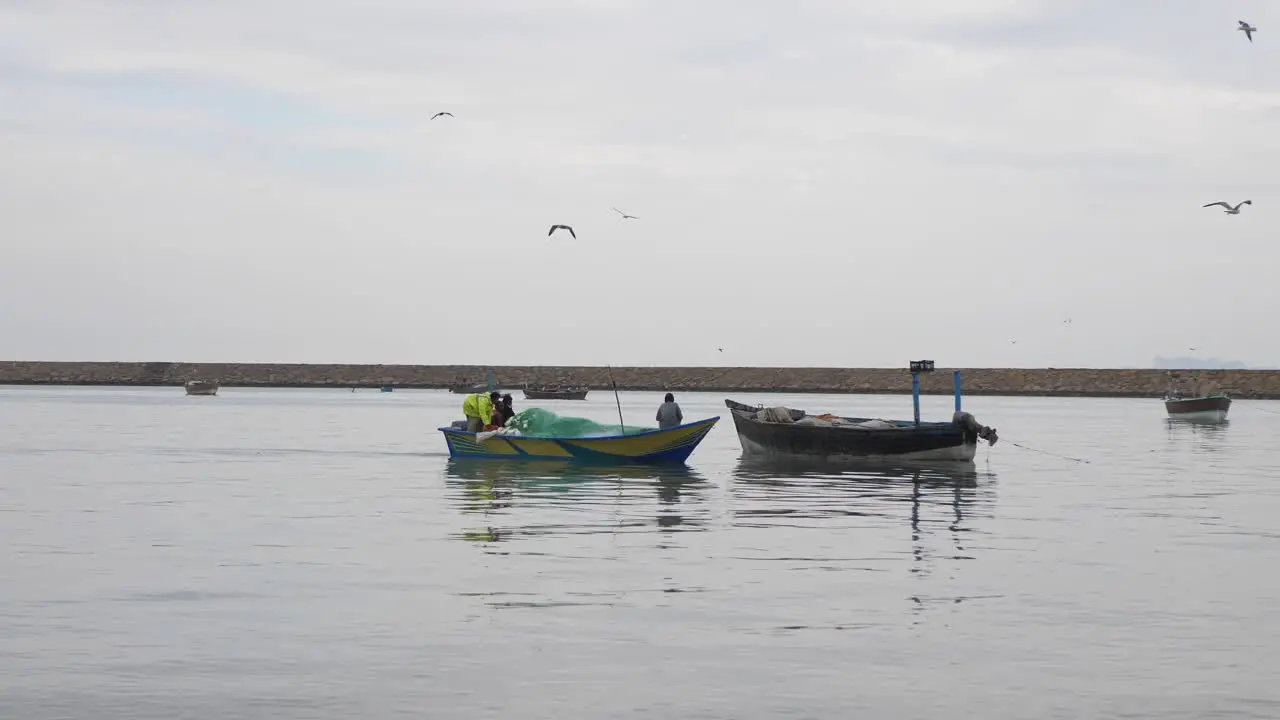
449;366;499;394
1164;392;1231;422
184;380;219;396
438;417;719;465
523;384;589;400
380;385;395;393
1162;373;1231;422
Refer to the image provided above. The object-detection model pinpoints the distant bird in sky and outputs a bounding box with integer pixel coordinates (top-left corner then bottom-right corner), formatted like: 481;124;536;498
718;347;724;352
1203;200;1251;214
1239;20;1256;43
1011;340;1017;345
1064;318;1073;324
431;112;453;120
612;207;638;220
548;224;576;239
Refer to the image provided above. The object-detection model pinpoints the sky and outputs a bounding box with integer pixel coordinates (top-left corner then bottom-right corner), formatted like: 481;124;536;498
2;0;1278;368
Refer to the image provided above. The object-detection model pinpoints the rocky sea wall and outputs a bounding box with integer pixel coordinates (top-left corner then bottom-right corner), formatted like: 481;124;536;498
1;362;1278;398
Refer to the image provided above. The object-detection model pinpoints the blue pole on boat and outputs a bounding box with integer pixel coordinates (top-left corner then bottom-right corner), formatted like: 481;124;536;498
911;372;921;425
953;370;962;412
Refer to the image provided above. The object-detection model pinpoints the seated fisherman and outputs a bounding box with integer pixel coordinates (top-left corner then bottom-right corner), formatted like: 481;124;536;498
656;392;683;429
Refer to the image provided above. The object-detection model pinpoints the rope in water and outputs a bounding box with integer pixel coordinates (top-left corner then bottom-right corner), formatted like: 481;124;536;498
1000;400;1279;465
1002;440;1091;464
1237;401;1280;416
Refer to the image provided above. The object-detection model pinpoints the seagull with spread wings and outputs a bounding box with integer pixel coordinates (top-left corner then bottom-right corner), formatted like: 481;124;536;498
612;207;638;220
1239;20;1257;42
1203;200;1252;214
548;224;576;239
431;112;453;120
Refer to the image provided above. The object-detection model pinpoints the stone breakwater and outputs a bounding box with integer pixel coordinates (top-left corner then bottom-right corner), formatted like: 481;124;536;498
2;362;1280;398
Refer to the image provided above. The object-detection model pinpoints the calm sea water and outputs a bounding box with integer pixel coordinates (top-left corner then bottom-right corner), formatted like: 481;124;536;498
2;386;1279;719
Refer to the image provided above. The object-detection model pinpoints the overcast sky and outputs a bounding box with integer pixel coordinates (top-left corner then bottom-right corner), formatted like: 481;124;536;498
2;1;1278;368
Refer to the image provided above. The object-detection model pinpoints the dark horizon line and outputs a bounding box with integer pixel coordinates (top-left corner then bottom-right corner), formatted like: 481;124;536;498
0;360;1274;371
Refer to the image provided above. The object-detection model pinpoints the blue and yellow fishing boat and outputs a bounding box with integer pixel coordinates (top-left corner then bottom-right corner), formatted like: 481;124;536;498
438;417;720;465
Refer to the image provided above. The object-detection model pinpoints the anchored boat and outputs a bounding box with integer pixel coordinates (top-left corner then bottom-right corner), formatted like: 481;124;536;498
523;384;589;400
1162;373;1231;422
438;417;719;465
449;367;500;394
725;401;996;462
724;362;998;463
184;380;219;396
1164;392;1231;422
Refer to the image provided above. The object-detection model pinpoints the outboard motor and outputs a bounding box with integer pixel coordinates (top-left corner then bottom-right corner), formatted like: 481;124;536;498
953;411;998;446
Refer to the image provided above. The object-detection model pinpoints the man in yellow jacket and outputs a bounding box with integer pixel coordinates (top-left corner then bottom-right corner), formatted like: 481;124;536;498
463;391;501;432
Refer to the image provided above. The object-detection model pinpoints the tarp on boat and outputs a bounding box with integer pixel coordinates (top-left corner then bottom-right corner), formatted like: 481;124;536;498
757;407;797;424
749;406;900;429
795;415;898;429
504;408;653;438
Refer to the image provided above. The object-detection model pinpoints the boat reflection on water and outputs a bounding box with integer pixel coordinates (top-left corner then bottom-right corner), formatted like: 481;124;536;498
731;456;996;533
445;459;711;545
732;457;998;617
733;455;985;479
1167;416;1231;430
1166;416;1231;454
732;457;991;505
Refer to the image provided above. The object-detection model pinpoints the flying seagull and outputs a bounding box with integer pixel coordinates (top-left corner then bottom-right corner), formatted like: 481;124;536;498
431;112;453;120
548;224;576;239
1203;200;1252;214
1239;20;1256;43
612;207;638;220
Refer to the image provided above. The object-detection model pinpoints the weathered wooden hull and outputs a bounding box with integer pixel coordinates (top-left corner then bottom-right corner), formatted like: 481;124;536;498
725;400;982;463
1164;395;1230;422
184;382;219;396
523;387;589;400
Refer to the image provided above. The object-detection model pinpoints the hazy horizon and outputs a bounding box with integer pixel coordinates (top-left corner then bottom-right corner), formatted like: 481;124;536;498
3;1;1278;369
0;357;1271;371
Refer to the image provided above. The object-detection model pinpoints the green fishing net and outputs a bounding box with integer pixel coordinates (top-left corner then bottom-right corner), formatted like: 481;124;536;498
505;407;653;438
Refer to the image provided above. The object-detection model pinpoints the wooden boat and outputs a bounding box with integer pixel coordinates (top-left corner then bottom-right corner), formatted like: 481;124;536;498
523;385;589;400
724;399;997;463
1164;392;1231;422
438;416;719;465
184;380;219;396
1162;373;1231;422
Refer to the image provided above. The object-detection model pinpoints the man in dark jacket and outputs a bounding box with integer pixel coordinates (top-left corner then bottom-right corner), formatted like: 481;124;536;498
496;394;516;426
